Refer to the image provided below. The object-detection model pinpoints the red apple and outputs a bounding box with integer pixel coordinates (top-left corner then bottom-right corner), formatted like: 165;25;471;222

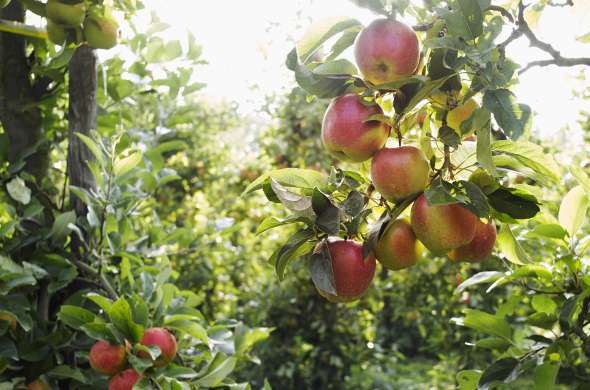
370;146;430;202
448;220;496;262
138;327;177;367
321;94;389;162
108;369;142;390
89;340;127;376
410;194;477;254
26;379;50;390
375;219;422;270
316;239;376;301
354;19;420;85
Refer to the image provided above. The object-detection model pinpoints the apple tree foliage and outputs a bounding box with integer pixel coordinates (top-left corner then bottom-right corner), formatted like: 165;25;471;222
245;0;590;388
0;1;269;389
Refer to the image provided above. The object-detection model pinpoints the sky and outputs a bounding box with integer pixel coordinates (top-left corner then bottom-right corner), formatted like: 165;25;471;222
138;0;590;143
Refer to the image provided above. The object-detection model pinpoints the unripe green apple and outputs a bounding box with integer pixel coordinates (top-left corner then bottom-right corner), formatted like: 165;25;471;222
448;220;496;262
0;312;16;331
46;20;67;45
108;369;142;390
447;98;478;136
354;19;420;85
316;239;376;302
375;219;422;270
370;146;430;202
321;94;389;162
138;327;177;367
89;340;127;376
410;194;477;254
84;8;118;50
47;0;86;27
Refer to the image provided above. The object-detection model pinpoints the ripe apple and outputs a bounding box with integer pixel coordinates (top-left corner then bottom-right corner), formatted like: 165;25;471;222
46;20;67;45
448;220;496;262
89;340;127;376
84;8;119;50
321;94;389;162
410;194;477;254
316;239;376;302
46;0;86;27
354;19;420;85
375;219;422;270
108;369;142;390
447;99;478;136
370;146;430;202
0;312;16;331
26;379;50;390
138;327;177;367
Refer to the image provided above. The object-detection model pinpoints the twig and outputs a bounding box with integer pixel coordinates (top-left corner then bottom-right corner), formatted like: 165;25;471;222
70;257;118;300
412;21;435;32
485;5;514;23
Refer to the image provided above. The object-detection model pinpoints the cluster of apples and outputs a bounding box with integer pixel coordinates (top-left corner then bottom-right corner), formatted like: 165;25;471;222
315;19;495;302
45;0;119;49
89;327;177;390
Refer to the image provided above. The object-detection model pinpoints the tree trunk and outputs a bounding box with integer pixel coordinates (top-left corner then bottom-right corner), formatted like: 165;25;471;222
67;45;97;216
0;0;46;179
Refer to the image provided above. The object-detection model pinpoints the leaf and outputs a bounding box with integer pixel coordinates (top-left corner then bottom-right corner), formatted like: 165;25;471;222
487;187;540;219
108;298;144;342
58;306;97;330
576;32;590;43
483;89;531;140
270;180;314;219
114;151;143;176
234;325;272;355
455;271;503;293
570;166;590;195
475;337;511;350
457;370;482;390
341;190;364;217
296;17;362;63
6;177;31;204
50;211;77;244
47;365;87;384
445;0;484;41
533;362;559;390
167;320;208;345
255;216;306;235
309;242;336;295
326;26;362;61
474;109;497;175
526;224;567;240
312;59;357;76
452;309;512;340
274;229;315;280
492;140;559;183
193;356;237;388
75;133;105;167
477;358;519;390
242;168;327;195
558;186;588;237
496;224;529;264
312;188;340;234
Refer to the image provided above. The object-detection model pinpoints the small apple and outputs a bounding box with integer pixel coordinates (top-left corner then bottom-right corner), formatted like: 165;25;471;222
448;220;496;263
89;340;127;376
108;369;142;390
375;219;422;270
321;94;389;162
46;0;86;27
138;327;177;367
26;379;51;390
84;7;119;50
354;19;420;85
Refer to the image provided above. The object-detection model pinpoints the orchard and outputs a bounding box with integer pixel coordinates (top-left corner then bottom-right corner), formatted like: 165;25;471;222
1;0;590;389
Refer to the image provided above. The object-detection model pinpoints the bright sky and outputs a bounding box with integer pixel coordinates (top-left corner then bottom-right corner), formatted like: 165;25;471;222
140;0;590;144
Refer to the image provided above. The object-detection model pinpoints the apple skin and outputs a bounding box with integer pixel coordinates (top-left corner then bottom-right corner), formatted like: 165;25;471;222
108;369;142;390
84;13;118;49
448;220;496;262
0;312;16;331
370;146;430;202
89;340;127;376
375;219;422;270
46;0;86;27
47;20;67;45
138;327;177;367
26;379;50;390
316;239;376;301
354;19;420;85
321;94;389;162
410;194;477;254
447;99;478;136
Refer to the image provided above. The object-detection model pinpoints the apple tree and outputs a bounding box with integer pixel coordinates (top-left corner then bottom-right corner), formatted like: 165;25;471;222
245;0;590;387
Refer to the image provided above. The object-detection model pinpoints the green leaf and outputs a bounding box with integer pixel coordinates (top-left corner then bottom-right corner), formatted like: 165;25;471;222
570;166;590;195
452;309;512;340
474;109;497;175
492;140;559;183
312;59;357;76
6;177;31;204
269;180;314;219
193;355;237;388
576;31;590;43
167;320;207;345
296;17;362;63
457;370;482;390
47;365;87;384
255;216;306;235
75;133;105;167
526;224;567;240
455;271;503;293
475;337;511;350
445;0;483;41
496;224;529;264
558;186;588;237
326;26;362;61
50;211;77;244
312;188;340;235
234;325;272;355
114;151;143;176
309;241;336;295
533;362;559;390
274;229;315;280
487;187;540;219
477;357;519;390
483;89;531;140
58;305;97;330
108;298;144;342
242;168;327;195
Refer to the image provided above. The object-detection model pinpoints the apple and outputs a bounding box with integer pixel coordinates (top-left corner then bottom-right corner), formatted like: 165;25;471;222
108;369;142;390
46;20;67;45
370;146;430;202
316;239;376;302
354;19;420;85
448;220;496;262
375;219;422;270
89;340;127;376
138;327;177;367
26;379;50;390
84;8;119;50
46;0;86;27
321;94;389;162
410;194;477;253
0;312;16;331
447;99;479;136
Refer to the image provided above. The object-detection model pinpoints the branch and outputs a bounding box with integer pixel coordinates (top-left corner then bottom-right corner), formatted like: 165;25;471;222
69;257;118;300
485;5;514;23
413;21;435;32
